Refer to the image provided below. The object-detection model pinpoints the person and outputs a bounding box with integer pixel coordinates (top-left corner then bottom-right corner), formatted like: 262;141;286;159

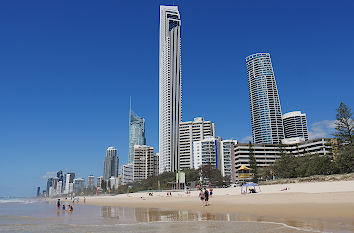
84;197;86;203
62;204;66;211
68;205;73;212
57;199;61;209
199;189;205;206
204;188;209;206
209;188;213;197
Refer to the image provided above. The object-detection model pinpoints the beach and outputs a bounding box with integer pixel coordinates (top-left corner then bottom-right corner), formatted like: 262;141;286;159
83;180;354;232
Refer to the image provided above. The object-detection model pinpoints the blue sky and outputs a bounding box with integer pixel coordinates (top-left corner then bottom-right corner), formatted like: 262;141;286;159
0;0;353;197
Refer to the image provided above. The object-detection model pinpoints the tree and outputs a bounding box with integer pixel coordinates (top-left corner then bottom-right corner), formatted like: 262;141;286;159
333;102;354;173
273;142;298;178
333;102;354;144
198;165;228;187
101;180;107;192
248;142;258;183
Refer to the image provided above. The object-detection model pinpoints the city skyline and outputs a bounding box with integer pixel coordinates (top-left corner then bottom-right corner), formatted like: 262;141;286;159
1;1;353;197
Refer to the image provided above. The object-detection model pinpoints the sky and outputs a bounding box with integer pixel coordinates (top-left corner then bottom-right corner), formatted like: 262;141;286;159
0;0;353;197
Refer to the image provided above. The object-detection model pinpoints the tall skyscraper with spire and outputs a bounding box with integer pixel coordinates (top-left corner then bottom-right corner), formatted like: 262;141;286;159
128;98;146;163
246;53;284;144
159;5;182;173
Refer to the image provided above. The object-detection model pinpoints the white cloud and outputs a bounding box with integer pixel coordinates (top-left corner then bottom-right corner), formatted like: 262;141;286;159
41;171;56;179
308;120;336;139
241;135;253;143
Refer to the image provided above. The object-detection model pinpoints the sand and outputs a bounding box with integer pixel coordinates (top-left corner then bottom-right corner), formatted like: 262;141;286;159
82;180;354;231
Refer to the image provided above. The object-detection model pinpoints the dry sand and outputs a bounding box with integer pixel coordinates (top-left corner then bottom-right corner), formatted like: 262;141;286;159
83;180;354;231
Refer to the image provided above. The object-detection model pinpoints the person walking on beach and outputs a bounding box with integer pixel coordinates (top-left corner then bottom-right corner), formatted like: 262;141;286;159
209;188;213;198
204;188;209;206
57;199;61;209
199;189;205;206
62;204;66;211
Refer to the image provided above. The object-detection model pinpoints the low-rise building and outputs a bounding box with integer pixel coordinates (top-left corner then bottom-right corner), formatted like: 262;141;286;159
233;138;337;182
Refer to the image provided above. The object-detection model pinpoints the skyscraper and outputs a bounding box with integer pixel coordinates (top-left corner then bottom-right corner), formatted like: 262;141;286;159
128;100;146;164
103;146;119;180
246;53;284;144
282;111;309;141
159;5;182;173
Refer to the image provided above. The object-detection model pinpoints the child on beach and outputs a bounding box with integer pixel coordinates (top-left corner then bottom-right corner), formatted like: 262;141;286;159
199;190;205;206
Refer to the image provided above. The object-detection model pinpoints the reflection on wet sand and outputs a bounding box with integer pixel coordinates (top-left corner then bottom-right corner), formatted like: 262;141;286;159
102;206;256;223
100;206;353;232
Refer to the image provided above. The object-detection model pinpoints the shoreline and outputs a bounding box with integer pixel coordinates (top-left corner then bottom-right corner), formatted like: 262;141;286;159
79;180;354;232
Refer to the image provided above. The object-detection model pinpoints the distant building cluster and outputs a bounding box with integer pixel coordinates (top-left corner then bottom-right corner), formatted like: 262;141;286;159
44;170;100;197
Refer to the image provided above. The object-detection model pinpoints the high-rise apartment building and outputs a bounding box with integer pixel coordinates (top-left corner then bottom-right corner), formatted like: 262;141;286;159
179;117;215;169
87;175;95;189
193;136;222;170
103;146;119;180
97;176;103;189
246;53;284;144
153;153;159;176
129;101;146;164
282;111;309;141
133;145;154;182
220;140;238;181
73;178;85;193
159;5;182;173
122;163;133;185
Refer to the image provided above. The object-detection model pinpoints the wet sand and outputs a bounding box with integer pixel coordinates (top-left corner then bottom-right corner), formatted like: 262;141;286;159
83;180;354;232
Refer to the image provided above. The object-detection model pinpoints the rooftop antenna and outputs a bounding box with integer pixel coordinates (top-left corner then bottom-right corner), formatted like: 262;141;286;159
129;96;132;122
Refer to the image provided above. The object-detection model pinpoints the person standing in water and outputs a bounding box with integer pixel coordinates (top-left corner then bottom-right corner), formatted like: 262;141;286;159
199;189;205;206
204;188;209;206
57;199;61;209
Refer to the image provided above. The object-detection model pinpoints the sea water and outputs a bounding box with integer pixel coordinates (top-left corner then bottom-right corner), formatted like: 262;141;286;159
0;197;351;233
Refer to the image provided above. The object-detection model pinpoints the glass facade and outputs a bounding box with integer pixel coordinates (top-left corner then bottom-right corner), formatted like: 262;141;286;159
129;110;146;163
246;53;284;144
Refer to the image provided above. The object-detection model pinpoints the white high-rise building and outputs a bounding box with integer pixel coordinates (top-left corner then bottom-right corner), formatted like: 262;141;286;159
193;136;222;170
179;117;215;169
64;173;71;194
282;111;309;141
246;53;284;144
159;5;182;173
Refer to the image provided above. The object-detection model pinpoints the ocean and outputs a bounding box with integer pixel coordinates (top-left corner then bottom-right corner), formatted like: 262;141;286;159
0;197;349;233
